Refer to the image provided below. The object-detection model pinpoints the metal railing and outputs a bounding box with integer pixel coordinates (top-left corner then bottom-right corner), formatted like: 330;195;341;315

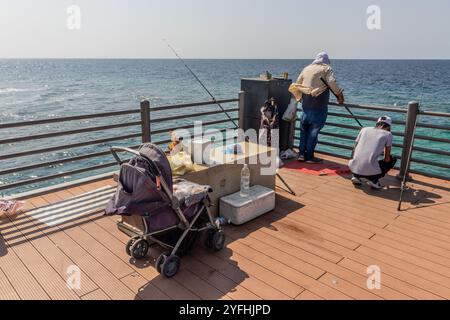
1;91;448;195
0;96;241;195
295;101;450;181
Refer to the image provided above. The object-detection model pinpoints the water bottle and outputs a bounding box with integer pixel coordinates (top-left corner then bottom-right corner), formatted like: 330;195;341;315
240;164;250;197
216;217;230;226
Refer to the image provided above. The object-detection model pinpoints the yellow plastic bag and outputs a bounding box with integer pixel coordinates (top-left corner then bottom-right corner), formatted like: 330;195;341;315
168;151;195;177
289;83;303;102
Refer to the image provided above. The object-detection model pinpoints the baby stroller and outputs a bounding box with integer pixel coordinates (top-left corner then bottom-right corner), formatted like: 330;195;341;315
105;143;225;278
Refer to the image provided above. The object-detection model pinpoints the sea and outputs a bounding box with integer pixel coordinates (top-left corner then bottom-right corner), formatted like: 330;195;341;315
1;59;449;194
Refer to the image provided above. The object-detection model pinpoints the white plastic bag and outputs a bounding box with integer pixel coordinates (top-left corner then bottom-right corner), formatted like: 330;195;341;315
282;97;298;122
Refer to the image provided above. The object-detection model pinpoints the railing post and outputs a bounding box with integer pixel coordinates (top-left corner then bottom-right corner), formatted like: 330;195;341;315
238;91;245;130
140;100;151;143
398;101;420;180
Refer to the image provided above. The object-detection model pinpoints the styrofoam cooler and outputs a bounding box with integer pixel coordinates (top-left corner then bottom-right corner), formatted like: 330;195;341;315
219;185;275;225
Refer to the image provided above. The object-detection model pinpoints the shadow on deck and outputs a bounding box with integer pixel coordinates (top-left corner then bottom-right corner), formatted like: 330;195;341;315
1;154;449;300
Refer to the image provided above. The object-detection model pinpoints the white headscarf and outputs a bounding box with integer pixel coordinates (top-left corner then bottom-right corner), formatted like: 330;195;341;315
312;52;331;65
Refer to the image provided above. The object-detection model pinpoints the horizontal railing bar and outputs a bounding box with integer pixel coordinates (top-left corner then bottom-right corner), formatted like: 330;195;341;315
409;169;450;181
0;162;119;191
0;109;140;130
315;149;351;160
151;99;239;112
326;112;407;125
324;122;361;131
414;135;450;144
420;110;450;118
150;109;239;124
416;122;450;131
296;134;402;150
297;124;406;138
413;146;450;157
411;158;450;170
318;141;353;150
0;122;142;145
150;118;239;135
0;150;117;176
0;133;142;161
328;102;408;113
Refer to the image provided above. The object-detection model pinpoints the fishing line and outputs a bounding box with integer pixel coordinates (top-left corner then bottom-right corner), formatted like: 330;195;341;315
163;39;296;196
163;39;238;129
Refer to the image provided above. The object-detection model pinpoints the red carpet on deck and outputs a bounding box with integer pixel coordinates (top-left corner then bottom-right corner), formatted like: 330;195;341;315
284;161;351;176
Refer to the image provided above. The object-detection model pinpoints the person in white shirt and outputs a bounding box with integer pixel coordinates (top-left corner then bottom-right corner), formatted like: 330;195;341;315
348;116;398;189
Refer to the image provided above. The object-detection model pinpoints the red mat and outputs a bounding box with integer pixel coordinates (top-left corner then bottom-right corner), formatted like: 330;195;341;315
284;161;351;176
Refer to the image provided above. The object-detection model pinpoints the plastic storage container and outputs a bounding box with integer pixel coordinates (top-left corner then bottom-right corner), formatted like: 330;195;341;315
219;185;275;225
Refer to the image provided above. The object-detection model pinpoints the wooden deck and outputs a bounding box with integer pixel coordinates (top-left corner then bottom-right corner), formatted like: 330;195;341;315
1;154;449;300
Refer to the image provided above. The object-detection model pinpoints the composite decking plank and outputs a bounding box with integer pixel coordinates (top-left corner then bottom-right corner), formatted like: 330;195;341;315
48;230;136;300
193;250;293;300
295;290;324;300
231;226;412;300
270;211;362;250
183;256;262;300
216;241;304;298
338;258;443;300
297;195;390;228
81;288;111;300
372;228;450;259
387;220;450;244
396;215;450;236
218;240;350;300
1;213;79;300
23;194;137;300
174;267;234;300
120;273;171;300
3;201;99;297
371;235;450;267
79;218;201;300
356;245;450;288
0;266;20;300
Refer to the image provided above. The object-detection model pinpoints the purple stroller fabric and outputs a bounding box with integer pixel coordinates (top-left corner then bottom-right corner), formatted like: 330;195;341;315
105;143;209;232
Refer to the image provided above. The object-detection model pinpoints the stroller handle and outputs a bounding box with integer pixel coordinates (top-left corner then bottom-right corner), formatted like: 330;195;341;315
110;147;141;165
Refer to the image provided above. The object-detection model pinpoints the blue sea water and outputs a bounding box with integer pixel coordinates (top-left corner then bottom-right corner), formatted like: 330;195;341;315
0;59;449;194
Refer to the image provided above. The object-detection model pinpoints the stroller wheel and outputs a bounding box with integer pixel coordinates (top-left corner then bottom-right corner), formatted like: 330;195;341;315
212;230;226;251
161;255;181;278
130;239;149;260
155;251;170;274
204;229;215;249
126;237;139;256
205;229;226;251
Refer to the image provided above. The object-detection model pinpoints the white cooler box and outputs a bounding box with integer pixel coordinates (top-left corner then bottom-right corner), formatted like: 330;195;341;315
219;185;275;225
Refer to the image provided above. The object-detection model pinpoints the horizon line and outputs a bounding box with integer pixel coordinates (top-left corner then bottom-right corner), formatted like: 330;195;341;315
1;57;450;61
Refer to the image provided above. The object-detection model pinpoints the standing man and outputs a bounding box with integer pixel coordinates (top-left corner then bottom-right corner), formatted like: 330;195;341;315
348;116;398;189
295;52;345;163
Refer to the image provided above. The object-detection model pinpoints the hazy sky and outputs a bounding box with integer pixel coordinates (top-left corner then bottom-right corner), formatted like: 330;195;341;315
1;0;449;59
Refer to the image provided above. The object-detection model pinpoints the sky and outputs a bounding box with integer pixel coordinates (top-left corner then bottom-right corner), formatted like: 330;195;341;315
0;0;449;59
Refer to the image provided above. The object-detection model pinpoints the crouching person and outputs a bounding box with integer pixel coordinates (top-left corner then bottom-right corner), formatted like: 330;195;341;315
348;116;398;189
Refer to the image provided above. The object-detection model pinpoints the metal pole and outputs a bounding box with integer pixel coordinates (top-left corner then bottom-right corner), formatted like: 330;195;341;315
398;102;420;211
398;101;420;180
140;100;151;143
238;91;246;130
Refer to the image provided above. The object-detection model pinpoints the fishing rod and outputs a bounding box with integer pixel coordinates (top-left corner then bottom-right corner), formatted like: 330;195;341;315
320;77;364;128
163;39;239;128
164;40;296;196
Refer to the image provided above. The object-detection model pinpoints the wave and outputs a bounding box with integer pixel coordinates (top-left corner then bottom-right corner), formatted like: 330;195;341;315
0;87;46;94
